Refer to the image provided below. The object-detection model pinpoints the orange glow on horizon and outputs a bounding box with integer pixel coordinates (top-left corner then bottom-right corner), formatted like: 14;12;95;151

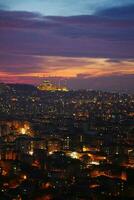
0;56;134;81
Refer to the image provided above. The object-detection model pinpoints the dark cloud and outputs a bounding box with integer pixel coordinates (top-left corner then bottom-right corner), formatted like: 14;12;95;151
106;58;134;64
0;53;40;72
98;4;134;20
106;59;122;64
0;10;40;19
0;9;134;59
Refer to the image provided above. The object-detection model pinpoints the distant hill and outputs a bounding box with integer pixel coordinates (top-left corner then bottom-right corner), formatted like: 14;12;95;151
8;83;37;92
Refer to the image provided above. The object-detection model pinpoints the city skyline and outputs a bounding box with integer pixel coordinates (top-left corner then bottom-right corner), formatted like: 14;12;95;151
0;0;134;91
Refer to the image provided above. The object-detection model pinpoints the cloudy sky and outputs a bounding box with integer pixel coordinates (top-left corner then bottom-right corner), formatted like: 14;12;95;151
0;0;134;91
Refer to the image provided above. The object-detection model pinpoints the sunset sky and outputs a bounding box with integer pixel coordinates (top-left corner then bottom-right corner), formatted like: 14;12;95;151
0;0;134;91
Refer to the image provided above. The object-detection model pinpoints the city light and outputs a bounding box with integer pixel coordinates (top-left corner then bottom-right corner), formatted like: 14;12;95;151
29;150;34;156
70;152;79;159
20;128;26;135
0;85;133;199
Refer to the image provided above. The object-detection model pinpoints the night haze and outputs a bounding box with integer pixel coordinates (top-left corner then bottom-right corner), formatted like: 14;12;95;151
0;0;134;92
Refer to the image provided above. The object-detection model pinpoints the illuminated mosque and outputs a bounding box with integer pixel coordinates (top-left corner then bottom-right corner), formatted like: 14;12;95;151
37;80;69;92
